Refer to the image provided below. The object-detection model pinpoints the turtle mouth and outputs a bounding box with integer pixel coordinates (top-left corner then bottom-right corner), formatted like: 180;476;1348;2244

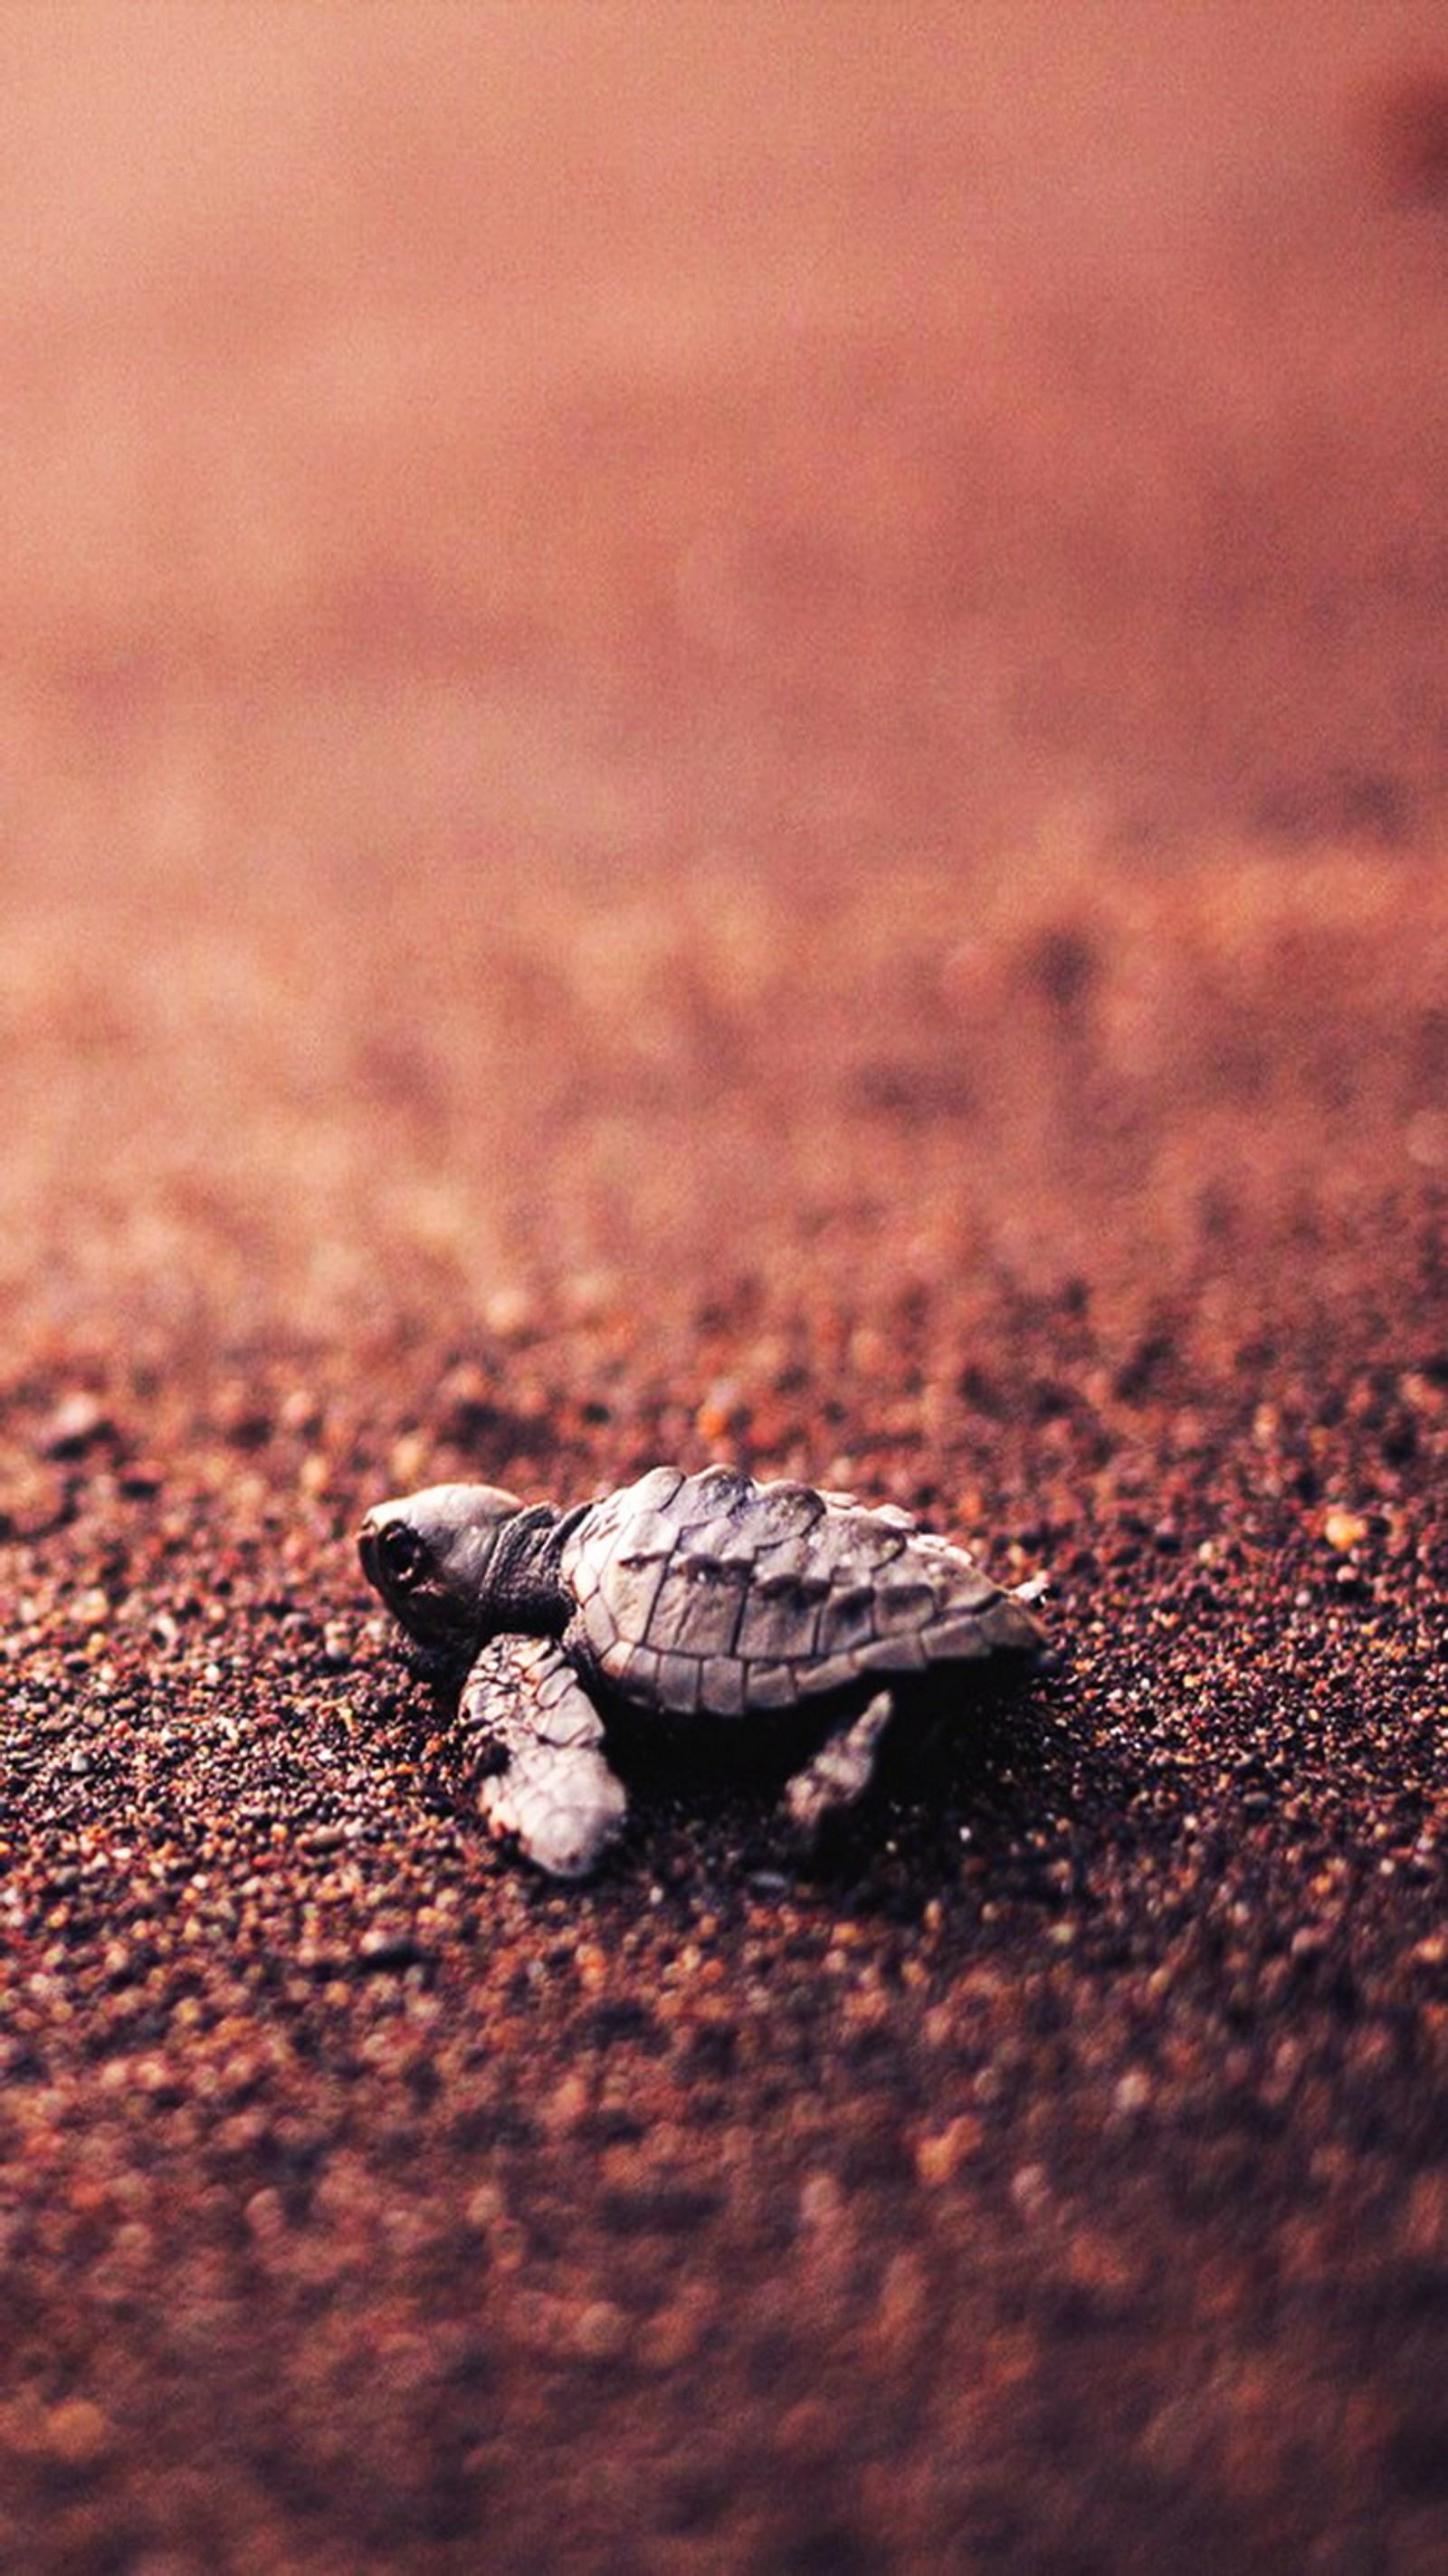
357;1514;474;1652
357;1516;425;1624
357;1519;385;1597
358;1509;430;1599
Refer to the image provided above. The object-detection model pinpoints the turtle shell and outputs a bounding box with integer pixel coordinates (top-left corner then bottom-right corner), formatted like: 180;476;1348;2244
558;1464;1041;1719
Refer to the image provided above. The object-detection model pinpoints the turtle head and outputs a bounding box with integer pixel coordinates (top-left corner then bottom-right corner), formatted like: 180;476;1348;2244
358;1483;524;1651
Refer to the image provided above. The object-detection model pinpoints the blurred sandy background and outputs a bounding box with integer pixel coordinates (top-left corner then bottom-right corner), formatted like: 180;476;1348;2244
4;0;1448;1340
5;0;1446;833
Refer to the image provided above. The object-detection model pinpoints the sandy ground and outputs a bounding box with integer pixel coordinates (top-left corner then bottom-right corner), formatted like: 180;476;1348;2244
4;6;1448;2570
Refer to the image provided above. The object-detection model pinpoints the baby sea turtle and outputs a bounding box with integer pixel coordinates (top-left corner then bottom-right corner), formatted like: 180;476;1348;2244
358;1464;1046;1878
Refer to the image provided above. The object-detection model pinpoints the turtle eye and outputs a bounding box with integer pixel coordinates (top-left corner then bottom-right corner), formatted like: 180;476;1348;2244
376;1521;427;1589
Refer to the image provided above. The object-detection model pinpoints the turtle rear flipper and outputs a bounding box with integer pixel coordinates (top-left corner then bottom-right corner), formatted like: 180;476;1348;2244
781;1687;896;1847
461;1635;627;1878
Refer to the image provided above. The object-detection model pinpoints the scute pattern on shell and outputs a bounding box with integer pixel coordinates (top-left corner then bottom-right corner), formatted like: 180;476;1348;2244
561;1464;1039;1717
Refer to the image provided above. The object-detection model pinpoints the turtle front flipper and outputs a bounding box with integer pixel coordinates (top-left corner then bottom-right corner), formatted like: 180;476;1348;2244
460;1636;626;1879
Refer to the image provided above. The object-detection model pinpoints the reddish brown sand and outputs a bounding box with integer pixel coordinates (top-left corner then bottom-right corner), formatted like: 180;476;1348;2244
4;9;1448;2571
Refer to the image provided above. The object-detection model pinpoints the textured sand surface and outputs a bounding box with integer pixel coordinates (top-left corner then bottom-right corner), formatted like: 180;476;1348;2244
4;9;1448;2570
